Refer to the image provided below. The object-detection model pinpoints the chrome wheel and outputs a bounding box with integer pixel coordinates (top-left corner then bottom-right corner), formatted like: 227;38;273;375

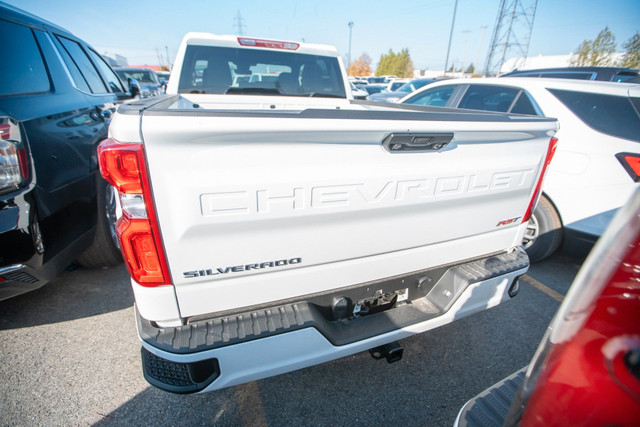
522;214;539;250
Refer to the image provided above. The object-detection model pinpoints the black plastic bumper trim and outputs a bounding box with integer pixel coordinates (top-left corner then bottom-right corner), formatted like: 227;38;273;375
141;346;220;394
456;367;526;427
138;247;529;354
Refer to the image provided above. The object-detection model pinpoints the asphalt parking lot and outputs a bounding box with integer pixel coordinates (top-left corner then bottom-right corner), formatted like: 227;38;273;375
0;249;584;426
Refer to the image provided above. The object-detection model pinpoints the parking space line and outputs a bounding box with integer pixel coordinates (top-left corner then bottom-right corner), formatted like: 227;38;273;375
236;381;268;426
522;275;564;302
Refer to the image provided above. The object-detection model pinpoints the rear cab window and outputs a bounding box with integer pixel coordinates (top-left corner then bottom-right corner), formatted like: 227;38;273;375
178;45;346;98
549;88;640;142
0;19;50;96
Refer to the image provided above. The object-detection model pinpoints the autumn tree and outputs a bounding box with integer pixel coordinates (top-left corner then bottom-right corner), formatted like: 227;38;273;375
570;27;617;66
376;48;414;78
348;53;372;76
619;32;640;68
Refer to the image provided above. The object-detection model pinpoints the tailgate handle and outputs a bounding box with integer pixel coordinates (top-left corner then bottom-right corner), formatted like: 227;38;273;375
382;133;454;153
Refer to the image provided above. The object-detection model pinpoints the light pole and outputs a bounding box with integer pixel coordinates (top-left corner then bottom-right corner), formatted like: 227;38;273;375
461;30;470;75
348;21;354;71
475;25;488;76
443;0;458;76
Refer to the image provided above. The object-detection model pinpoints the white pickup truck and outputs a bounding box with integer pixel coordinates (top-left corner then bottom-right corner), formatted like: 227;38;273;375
100;33;558;393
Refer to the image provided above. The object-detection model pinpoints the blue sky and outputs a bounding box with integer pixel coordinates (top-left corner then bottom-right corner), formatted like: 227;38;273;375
6;0;640;71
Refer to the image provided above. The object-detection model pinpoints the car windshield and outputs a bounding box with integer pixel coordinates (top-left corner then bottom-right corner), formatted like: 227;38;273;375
116;69;158;84
177;45;346;98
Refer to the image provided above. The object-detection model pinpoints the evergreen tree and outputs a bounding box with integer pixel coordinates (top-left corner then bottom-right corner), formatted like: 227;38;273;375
619;32;640;68
570;27;617;66
376;48;414;78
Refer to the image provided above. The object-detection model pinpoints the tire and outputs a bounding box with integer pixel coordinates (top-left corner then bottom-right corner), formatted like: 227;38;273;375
522;195;563;263
77;177;123;268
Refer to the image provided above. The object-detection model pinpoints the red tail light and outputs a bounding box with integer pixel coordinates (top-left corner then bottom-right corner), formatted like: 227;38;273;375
523;137;558;223
98;138;171;286
237;37;299;50
616;152;640;182
0;118;29;194
0;123;10;140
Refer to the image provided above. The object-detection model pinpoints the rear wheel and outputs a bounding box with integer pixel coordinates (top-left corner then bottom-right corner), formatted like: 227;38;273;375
77;177;123;268
522;195;563;262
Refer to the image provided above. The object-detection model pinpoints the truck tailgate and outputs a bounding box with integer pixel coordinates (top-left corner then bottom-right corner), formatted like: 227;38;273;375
139;106;556;317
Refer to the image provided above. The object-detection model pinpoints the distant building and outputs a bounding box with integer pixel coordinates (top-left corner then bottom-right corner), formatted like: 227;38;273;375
129;65;171;72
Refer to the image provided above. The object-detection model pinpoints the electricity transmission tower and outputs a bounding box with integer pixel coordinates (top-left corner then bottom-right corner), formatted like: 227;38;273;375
233;10;246;36
483;0;538;76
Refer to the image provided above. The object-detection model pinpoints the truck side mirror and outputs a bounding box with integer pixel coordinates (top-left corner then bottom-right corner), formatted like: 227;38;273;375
128;77;141;98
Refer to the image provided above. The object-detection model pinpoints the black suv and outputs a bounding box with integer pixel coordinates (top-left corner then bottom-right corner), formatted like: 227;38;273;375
501;66;640;83
0;2;133;300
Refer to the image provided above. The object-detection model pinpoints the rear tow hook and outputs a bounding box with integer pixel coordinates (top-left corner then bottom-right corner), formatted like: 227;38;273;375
369;341;404;364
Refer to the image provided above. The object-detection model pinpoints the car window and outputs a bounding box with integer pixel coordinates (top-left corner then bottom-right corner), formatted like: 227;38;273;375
403;86;455;107
458;85;519;112
51;35;91;92
55;35;108;94
549;89;640;142
613;72;639;82
86;48;125;93
0;19;50;96
116;69;158;84
510;91;540;115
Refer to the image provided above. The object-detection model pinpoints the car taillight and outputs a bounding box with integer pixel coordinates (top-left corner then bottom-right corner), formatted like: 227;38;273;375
616;152;640;182
97;138;171;286
522;137;558;223
237;37;299;50
0;118;29;195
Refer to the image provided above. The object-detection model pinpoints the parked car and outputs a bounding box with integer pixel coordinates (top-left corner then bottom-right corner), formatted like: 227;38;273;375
365;76;387;84
0;2;132;300
349;81;368;100
401;77;640;261
367;78;440;103
358;83;387;95
114;67;163;98
385;78;411;92
156;70;170;91
501;66;639;83
455;187;640;426
103;31;558;394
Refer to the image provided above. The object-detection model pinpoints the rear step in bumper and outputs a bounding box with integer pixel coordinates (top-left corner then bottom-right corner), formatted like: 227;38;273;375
138;247;528;393
454;367;526;427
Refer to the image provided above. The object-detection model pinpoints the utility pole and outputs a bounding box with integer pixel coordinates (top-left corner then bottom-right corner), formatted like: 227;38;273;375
347;21;354;71
233;10;246;36
165;46;170;69
475;25;488;75
484;0;538;76
443;0;459;76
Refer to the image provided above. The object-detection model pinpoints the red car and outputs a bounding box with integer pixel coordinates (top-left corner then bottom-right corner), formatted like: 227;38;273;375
456;188;640;426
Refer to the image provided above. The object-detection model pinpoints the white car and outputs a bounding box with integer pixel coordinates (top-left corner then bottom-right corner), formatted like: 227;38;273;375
401;77;640;261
